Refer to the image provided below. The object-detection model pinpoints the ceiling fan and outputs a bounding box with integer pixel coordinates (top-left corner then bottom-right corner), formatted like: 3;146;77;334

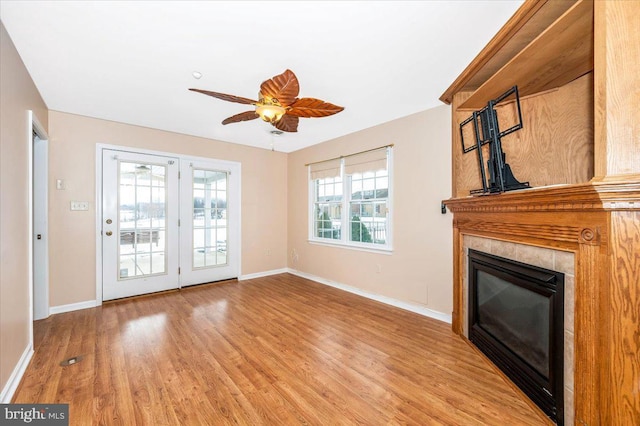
189;69;344;133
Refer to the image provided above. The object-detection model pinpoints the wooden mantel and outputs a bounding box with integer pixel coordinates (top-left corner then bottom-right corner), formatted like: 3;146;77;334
445;178;640;213
441;0;639;424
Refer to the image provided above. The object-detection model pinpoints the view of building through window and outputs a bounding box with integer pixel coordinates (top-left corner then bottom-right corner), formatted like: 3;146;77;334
310;148;391;250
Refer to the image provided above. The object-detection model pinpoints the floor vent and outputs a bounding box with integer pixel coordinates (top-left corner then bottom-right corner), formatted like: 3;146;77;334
60;355;83;367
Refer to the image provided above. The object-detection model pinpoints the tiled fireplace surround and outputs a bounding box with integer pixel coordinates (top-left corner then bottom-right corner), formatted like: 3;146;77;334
462;235;575;425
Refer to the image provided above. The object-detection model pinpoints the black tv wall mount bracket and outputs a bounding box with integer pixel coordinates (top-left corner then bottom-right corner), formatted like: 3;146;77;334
459;86;530;195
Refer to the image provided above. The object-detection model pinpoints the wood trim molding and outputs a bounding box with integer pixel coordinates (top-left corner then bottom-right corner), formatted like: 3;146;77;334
444;179;640;213
573;241;608;425
454;217;603;248
452;226;463;334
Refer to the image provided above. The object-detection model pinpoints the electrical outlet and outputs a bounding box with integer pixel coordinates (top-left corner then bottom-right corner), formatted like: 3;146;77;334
70;201;89;211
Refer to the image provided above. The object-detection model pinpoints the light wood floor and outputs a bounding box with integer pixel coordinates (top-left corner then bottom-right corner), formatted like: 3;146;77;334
14;273;551;425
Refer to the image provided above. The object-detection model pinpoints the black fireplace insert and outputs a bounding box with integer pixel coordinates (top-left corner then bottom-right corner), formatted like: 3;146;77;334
468;249;564;424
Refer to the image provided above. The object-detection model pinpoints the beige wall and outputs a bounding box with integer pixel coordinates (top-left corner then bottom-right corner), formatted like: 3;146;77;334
0;22;49;396
287;106;453;316
48;111;287;307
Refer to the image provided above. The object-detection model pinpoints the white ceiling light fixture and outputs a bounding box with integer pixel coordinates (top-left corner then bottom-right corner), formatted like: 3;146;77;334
192;71;203;79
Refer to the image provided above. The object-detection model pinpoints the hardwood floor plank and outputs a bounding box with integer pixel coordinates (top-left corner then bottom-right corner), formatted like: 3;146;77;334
13;273;551;425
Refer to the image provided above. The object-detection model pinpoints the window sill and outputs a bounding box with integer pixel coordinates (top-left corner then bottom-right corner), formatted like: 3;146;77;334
307;239;393;255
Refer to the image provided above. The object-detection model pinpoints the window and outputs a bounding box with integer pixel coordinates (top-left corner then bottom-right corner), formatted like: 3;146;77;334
309;147;392;251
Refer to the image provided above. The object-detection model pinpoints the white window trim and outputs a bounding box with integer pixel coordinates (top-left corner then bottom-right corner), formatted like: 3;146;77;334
308;148;393;253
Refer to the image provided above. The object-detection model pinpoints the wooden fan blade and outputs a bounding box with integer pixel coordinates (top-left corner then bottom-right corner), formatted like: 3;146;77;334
222;111;259;125
287;97;344;118
273;115;299;132
189;88;257;105
259;69;299;107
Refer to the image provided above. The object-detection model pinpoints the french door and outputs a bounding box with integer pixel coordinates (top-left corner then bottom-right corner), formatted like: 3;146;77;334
101;149;239;301
179;158;240;287
102;150;179;300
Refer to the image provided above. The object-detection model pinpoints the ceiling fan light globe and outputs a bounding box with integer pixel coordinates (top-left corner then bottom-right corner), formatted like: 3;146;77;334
256;104;286;123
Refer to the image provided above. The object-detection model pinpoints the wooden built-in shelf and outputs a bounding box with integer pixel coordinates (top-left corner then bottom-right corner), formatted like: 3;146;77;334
459;0;594;110
440;0;578;105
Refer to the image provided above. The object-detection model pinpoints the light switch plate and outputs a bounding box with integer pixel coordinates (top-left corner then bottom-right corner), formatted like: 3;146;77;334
70;201;89;211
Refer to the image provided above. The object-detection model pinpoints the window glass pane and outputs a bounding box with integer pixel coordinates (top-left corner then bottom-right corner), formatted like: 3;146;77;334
351;179;362;199
315;203;341;239
150;251;165;274
118;161;167;279
192;169;228;269
363;177;375;192
376;175;388;189
136;253;151;275
193;249;205;268
120;162;136;175
135;164;151;186
119;231;135;255
216;172;227;190
318;184;325;198
151;165;165;187
349;201;386;245
193;228;205;249
334;181;343;197
216;190;227;219
310;151;390;248
326;183;334;197
350;215;372;243
193;189;204;204
215;250;227;266
193;208;205;225
151;230;165;251
119;255;135;278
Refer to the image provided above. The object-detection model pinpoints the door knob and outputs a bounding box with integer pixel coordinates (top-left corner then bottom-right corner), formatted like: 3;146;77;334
105;231;113;236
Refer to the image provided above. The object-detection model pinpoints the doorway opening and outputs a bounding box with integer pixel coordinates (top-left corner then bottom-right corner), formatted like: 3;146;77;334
29;110;50;347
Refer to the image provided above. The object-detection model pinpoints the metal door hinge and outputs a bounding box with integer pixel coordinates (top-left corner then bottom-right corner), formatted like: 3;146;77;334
178;267;181;275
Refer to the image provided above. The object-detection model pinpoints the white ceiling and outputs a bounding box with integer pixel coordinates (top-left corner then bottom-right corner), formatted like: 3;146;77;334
0;1;523;153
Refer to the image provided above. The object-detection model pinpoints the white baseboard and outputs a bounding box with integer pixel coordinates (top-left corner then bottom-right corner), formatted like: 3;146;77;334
287;268;452;324
49;300;97;315
0;344;34;403
239;268;289;281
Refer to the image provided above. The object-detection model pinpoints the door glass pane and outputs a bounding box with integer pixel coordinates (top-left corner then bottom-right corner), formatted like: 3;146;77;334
118;161;167;279
192;168;228;269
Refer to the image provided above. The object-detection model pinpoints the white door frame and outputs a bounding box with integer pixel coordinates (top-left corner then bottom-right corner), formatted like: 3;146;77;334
95;144;242;304
28;111;50;342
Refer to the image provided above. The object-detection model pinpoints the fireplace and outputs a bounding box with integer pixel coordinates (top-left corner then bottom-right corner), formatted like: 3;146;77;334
468;249;564;424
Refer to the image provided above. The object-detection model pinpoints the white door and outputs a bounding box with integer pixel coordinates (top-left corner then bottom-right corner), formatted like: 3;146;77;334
179;159;240;286
102;150;179;300
33;135;49;320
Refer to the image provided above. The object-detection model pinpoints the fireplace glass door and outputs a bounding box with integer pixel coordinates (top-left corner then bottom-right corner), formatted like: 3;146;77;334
468;249;564;424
